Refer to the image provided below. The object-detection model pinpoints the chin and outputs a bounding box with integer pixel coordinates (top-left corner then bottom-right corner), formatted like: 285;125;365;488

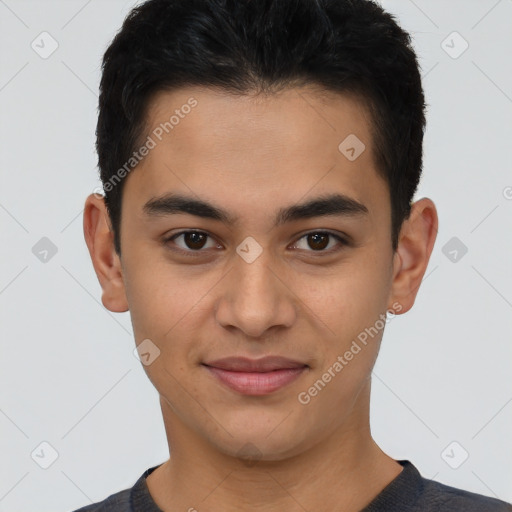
207;421;313;464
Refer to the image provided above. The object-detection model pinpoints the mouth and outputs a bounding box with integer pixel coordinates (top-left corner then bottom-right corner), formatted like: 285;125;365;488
202;356;309;396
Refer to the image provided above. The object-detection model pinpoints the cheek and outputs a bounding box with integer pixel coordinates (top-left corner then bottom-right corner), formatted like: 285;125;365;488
296;257;391;339
122;258;188;348
122;256;220;366
297;264;389;414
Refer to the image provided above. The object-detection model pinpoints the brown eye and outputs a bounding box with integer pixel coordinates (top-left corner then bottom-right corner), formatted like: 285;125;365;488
166;231;218;252
292;231;347;253
183;232;208;250
307;233;329;251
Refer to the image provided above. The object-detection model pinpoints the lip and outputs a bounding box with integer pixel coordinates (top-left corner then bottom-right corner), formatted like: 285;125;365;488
204;356;307;372
202;356;308;395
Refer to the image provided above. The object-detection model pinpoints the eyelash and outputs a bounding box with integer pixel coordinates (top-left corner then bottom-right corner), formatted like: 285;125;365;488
162;230;349;257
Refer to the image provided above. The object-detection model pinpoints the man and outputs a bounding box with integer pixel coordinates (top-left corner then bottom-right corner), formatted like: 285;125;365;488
77;0;512;510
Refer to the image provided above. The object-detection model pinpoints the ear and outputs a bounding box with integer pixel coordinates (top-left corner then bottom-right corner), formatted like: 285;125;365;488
83;193;129;313
387;198;438;314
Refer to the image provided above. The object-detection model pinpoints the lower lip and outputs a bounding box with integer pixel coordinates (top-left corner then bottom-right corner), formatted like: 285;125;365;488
203;365;307;395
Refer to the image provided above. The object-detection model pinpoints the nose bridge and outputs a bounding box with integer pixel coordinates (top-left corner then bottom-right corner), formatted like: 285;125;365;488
215;245;295;337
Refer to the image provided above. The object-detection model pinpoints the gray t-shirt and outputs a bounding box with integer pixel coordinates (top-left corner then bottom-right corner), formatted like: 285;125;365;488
71;459;512;511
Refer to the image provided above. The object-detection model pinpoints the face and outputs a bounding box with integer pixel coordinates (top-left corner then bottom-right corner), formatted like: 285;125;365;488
95;85;415;462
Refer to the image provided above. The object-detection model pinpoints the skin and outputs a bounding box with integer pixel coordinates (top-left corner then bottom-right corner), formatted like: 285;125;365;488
83;85;438;512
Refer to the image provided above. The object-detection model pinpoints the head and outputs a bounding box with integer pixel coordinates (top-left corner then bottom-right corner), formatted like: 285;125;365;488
84;0;437;464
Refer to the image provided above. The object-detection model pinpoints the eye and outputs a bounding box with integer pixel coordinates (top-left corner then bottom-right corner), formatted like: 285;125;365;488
165;230;220;252
292;231;347;253
163;230;349;256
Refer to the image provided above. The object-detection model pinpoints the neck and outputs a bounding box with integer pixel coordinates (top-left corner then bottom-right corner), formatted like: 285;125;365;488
147;382;402;512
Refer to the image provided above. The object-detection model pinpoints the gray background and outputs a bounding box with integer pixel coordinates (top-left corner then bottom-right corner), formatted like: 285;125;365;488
1;0;511;510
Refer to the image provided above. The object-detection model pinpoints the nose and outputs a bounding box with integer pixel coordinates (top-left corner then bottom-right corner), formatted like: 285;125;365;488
214;248;297;339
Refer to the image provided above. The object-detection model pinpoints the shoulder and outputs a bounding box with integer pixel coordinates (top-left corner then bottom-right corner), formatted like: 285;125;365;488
369;460;512;512
419;478;512;511
68;464;163;512
69;488;132;512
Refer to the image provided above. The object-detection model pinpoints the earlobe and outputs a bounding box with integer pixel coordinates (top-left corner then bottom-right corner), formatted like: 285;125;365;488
83;193;129;313
387;198;438;314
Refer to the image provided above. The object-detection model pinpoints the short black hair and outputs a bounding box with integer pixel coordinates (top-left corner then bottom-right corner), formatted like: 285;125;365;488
97;0;426;255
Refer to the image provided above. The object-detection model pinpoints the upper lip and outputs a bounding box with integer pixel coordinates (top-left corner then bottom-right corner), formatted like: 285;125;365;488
203;356;308;372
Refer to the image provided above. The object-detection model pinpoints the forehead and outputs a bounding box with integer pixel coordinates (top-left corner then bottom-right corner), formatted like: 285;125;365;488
123;85;387;221
144;85;374;161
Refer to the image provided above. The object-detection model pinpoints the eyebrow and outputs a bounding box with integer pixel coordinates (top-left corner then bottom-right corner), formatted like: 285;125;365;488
142;192;369;226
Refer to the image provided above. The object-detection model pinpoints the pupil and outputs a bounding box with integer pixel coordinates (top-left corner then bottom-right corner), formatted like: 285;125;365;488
308;233;328;250
185;232;206;249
